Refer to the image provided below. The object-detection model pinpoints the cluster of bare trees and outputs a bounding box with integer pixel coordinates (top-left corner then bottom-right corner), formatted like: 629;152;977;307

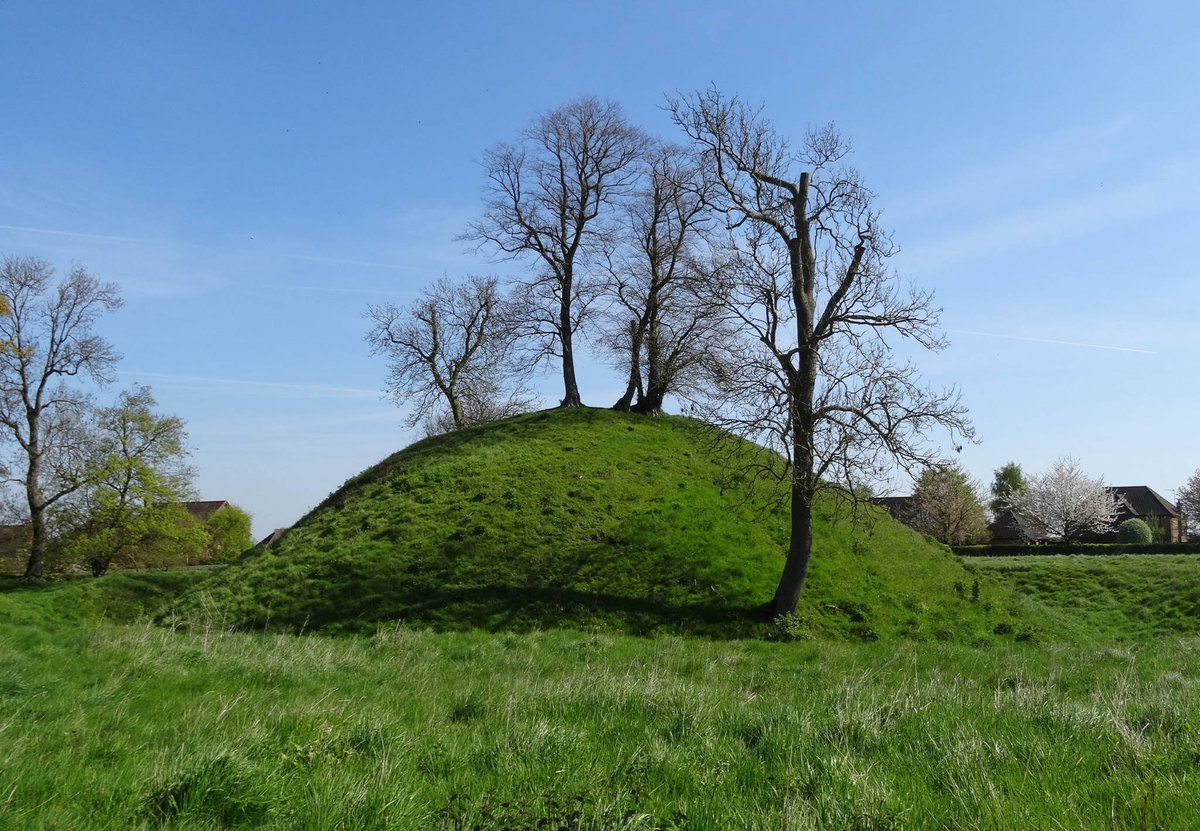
369;95;736;428
369;92;973;615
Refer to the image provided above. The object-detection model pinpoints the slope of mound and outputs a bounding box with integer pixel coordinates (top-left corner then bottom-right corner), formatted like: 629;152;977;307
173;408;1028;639
969;555;1200;640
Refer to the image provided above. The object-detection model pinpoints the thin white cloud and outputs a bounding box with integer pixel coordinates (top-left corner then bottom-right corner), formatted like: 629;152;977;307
120;370;381;399
285;254;410;270
0;223;158;246
890;116;1136;223
904;155;1200;274
946;329;1156;354
0;223;413;273
257;282;414;298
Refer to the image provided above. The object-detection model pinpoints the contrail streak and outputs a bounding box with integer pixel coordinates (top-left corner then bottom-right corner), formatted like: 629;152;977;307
120;371;380;398
0;224;408;270
0;223;156;245
946;329;1156;354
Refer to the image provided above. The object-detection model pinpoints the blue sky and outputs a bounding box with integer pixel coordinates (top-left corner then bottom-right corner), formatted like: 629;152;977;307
3;1;1198;537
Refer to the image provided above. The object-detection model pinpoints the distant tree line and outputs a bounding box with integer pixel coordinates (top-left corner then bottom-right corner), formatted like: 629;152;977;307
918;456;1194;548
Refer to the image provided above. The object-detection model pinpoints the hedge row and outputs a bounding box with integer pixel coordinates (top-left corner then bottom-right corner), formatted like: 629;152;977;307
953;542;1200;557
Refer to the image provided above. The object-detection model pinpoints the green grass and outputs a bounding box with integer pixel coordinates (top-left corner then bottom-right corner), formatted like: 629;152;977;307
6;412;1200;827
169;408;1029;642
1;610;1198;830
968;555;1200;640
0;570;210;628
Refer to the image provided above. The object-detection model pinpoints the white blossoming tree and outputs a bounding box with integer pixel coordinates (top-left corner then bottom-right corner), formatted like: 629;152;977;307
1177;468;1200;533
1010;455;1119;542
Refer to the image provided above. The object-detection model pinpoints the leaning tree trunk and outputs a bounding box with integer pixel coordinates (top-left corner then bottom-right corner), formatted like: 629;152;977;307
770;480;815;617
613;320;643;412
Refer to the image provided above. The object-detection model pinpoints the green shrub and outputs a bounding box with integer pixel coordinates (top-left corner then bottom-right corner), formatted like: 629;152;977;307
1117;518;1153;544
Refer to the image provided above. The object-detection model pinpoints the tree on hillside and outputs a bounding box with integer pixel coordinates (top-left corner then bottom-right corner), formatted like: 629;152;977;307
1177;468;1200;533
911;463;988;545
365;275;535;436
670;90;973;617
0;256;122;579
601;141;731;414
58;385;202;576
463;97;649;407
1009;455;1119;541
989;461;1027;517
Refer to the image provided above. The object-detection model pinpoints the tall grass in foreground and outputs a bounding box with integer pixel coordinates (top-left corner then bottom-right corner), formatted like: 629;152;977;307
2;619;1197;829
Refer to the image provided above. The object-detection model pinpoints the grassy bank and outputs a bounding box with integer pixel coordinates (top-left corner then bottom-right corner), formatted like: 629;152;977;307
968;555;1200;640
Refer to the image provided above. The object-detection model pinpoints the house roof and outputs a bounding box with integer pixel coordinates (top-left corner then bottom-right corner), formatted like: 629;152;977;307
871;496;914;510
256;528;287;548
182;500;231;523
870;496;917;521
1108;486;1181;518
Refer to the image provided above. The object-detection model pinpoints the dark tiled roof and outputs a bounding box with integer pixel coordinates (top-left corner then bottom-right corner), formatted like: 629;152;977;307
182;500;231;522
870;496;916;522
1109;486;1181;518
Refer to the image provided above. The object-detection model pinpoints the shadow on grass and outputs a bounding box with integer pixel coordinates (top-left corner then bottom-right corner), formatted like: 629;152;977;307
207;581;769;639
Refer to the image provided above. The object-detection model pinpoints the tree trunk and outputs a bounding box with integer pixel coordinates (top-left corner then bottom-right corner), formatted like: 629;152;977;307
770;483;814;617
632;385;666;415
769;174;818;616
559;284;582;407
24;493;45;580
23;419;46;580
612;320;641;412
560;348;582;407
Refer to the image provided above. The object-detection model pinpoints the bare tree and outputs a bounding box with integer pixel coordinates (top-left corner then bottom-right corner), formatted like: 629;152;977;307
1010;455;1120;541
670;91;973;617
601;141;730;414
463;96;649;407
365;275;534;436
0;256;122;579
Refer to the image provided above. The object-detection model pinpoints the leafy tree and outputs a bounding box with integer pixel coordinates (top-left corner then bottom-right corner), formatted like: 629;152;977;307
1009;455;1119;541
911;463;988;545
0;256;122;579
365;275;535;436
989;462;1027;517
670;91;972;617
58;385;201;576
205;503;253;563
464;96;648;407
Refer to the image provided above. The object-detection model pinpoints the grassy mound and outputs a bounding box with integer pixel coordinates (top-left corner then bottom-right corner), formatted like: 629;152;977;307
171;408;1027;639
